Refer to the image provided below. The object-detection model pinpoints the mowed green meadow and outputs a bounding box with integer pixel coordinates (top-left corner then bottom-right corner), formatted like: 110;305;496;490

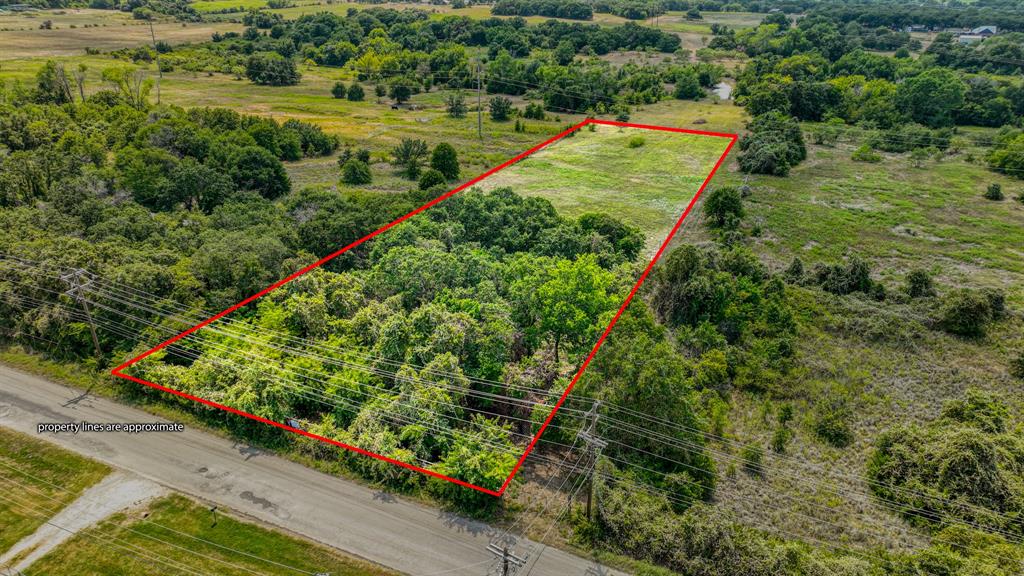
0;426;393;575
29;493;395;576
474;123;734;254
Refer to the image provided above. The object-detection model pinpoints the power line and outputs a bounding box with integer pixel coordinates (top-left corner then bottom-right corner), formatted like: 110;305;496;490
7;258;1024;539
5;292;1017;570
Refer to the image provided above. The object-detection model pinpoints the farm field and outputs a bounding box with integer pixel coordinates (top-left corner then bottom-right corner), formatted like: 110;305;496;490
0;9;240;58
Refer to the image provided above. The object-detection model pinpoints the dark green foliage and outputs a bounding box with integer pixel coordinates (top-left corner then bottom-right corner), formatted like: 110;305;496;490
388;78;414;104
245;53;300;86
341;159;372;185
904;269;936;298
523;102;545;120
702;186;744;230
870;123;951;153
579;305;715;505
331;81;346;99
740;444;764;476
346;83;364;102
34;61;74;105
938;288;995;337
777;403;794;426
810;255;874;296
337;147;370;167
418;168;446;191
737;112;806;176
492;0;592;21
489;96;513;122
896;68;966;128
115;146;179;210
851;144;881;163
172;157;234;213
281;119;338;157
577;213;644;262
868;389;1024;536
770;426;791;454
445;92;466;118
228;145;290;199
391;138;429;179
649;244;796;395
1010;352;1024;380
984;183;1004;201
783;257;804;283
811;392;853;448
673;69;703;100
429;143;459;180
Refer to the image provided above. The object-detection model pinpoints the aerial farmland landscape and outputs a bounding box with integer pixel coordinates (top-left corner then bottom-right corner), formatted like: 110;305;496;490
0;1;1023;575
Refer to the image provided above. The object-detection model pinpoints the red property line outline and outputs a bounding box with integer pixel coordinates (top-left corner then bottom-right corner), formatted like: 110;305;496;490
112;118;737;497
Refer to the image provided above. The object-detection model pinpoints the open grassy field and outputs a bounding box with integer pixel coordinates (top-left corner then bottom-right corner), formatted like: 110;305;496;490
0;426;110;553
191;0;270;12
0;7;135;30
28;493;396;575
0;9;240;59
716;143;1024;305
261;1;755;31
674;136;1024;550
472;123;733;254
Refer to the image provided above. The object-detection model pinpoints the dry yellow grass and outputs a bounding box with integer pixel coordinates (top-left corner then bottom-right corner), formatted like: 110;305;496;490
0;10;240;59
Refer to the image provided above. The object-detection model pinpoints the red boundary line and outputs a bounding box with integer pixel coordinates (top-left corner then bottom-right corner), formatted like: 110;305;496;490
112;118;737;497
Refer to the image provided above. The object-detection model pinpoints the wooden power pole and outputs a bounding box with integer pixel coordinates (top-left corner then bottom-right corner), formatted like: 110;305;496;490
60;269;101;360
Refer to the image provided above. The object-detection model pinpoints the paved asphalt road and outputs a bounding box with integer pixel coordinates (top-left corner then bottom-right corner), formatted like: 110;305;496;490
0;364;620;576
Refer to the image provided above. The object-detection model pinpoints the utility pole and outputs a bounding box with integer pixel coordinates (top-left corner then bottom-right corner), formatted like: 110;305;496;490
60;269;101;361
149;20;162;105
486;543;525;576
577;400;607;521
476;61;483;140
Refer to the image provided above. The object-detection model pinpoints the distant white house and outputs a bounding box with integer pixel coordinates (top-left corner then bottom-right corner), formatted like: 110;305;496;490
970;25;998;36
957;25;998;45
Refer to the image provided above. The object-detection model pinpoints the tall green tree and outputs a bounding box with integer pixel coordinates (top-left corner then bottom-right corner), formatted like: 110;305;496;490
391;139;429;179
535;255;615;363
430;143;460;180
228;145;290;199
896;68;966;128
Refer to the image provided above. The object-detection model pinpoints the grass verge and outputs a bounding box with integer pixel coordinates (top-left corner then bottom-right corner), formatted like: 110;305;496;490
0;426;110;553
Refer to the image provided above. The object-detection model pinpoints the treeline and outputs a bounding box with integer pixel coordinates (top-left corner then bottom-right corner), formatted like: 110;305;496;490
716;12;1024;176
589;0;816;20
1;61;337;210
492;0;593;21
807;0;1024;33
151;7;708;113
